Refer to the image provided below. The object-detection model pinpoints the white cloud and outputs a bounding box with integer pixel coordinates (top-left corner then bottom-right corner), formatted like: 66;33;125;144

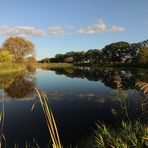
75;20;106;34
48;25;73;37
109;25;125;32
48;20;125;37
0;20;125;38
0;25;45;38
48;26;65;37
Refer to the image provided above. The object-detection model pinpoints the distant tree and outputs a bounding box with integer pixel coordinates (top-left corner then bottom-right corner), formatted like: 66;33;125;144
55;54;65;62
102;42;130;62
137;47;148;65
64;56;73;63
74;51;85;64
85;49;102;64
0;50;13;63
38;58;51;63
64;51;76;63
2;37;35;62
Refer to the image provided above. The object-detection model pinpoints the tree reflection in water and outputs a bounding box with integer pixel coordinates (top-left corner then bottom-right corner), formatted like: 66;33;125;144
0;71;36;99
49;67;148;90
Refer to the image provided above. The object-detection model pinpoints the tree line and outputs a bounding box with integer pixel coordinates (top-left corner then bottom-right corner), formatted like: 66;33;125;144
0;37;147;67
39;40;148;66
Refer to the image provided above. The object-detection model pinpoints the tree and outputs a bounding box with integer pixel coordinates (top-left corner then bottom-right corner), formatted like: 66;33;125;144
85;49;102;64
74;51;85;64
38;58;50;63
26;56;37;64
2;37;35;62
137;48;148;65
0;50;13;63
102;42;130;62
55;54;65;62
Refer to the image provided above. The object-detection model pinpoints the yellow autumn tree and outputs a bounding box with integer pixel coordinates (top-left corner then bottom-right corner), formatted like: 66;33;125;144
137;47;148;65
2;37;35;63
0;50;13;63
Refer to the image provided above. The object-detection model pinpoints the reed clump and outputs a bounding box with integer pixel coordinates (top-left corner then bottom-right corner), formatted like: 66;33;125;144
34;89;62;148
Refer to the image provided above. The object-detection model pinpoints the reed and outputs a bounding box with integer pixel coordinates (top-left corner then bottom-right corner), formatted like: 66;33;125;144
34;88;62;148
92;120;148;148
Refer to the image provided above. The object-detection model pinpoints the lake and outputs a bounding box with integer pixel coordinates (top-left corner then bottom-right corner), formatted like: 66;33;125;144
0;67;147;147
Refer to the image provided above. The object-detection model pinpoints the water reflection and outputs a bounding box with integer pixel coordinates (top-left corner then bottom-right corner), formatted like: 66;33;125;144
0;71;36;100
49;67;148;89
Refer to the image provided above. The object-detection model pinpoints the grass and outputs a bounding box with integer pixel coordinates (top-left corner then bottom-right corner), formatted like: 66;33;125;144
37;63;73;69
0;63;26;75
92;120;148;148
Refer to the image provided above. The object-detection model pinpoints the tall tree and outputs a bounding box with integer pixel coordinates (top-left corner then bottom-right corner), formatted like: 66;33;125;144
137;47;148;65
2;37;35;62
85;49;101;64
102;42;130;62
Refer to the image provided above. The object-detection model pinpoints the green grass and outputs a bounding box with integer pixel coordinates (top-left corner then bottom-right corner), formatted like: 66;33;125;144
90;121;148;148
0;63;26;75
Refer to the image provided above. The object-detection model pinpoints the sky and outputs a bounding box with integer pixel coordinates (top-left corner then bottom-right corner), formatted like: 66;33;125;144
0;0;148;60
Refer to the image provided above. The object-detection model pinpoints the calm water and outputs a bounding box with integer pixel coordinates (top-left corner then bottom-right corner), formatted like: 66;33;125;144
0;67;147;147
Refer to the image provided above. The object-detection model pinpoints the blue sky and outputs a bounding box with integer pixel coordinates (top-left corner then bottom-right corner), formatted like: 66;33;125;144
0;0;148;60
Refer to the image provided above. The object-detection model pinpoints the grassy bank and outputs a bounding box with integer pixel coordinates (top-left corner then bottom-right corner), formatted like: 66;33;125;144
37;63;73;69
0;63;26;75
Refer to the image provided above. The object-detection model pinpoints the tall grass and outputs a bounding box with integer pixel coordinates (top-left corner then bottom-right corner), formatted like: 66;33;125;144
0;63;25;75
88;82;148;148
34;89;62;148
37;63;73;69
93;121;148;148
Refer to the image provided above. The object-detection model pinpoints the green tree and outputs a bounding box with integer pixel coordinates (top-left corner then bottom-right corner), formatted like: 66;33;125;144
2;37;35;62
0;50;13;63
55;54;65;62
137;48;148;65
102;42;130;62
85;49;102;64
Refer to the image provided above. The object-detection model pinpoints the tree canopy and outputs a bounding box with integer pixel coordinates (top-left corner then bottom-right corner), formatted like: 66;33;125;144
2;37;35;62
137;47;148;64
0;50;13;63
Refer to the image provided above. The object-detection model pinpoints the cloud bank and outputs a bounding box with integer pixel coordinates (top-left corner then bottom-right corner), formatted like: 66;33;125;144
0;25;45;38
48;20;125;37
0;20;125;38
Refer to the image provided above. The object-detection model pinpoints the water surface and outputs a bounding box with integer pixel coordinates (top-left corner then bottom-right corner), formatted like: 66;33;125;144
0;67;147;146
